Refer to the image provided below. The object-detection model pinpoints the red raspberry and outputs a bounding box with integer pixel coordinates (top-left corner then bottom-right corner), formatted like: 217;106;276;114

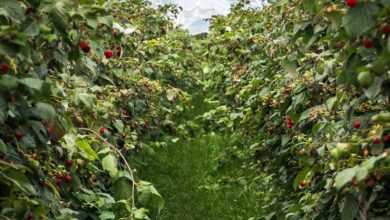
104;50;113;59
63;174;72;183
55;176;63;186
99;127;106;135
362;38;374;49
65;159;73;167
373;137;382;145
354;120;361;129
1;63;10;74
380;23;390;34
346;0;358;8
79;41;91;53
286;116;293;129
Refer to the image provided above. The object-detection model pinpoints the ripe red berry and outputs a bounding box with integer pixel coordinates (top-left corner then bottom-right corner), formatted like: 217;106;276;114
286;116;293;129
1;63;10;74
362;38;374;49
104;50;113;59
346;0;358;8
384;135;390;144
373;137;382;145
79;41;91;53
64;174;72;183
55;176;63;186
65;159;73;167
99;127;106;135
380;23;390;34
354;120;361;129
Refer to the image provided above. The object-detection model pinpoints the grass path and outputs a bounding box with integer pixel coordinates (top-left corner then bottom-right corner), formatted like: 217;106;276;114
138;93;259;219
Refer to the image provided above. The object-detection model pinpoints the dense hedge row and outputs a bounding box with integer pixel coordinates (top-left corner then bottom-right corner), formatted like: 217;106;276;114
0;0;200;219
201;0;390;219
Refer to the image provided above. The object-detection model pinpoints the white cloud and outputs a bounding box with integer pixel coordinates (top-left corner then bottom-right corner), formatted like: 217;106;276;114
149;0;264;34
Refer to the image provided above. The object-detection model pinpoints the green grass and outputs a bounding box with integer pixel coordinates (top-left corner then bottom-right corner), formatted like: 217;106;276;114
137;92;260;219
140;134;251;220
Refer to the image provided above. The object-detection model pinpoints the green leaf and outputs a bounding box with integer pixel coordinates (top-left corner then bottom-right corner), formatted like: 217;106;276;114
0;75;18;91
381;0;390;7
0;0;25;23
98;16;113;27
75;139;98;161
113;120;124;133
24;21;40;37
61;134;77;156
363;77;384;98
112;177;133;200
19;78;43;91
133;208;150;220
33;102;56;122
99;211;115;220
356;155;386;181
102;154;118;177
0;139;7;154
302;0;320;13
341;194;358;220
326;97;337;111
75;93;96;109
49;3;68;34
138;181;164;214
0;168;36;195
335;166;357;190
343;3;379;37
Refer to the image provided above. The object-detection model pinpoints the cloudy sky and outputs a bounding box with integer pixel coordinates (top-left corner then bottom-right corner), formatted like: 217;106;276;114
149;0;264;34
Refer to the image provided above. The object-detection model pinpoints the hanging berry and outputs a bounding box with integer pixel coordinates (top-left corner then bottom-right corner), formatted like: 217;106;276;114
362;37;374;49
373;137;382;145
346;0;358;8
99;127;106;135
79;41;91;53
354;120;361;129
286;116;293;129
104;50;113;59
1;63;10;74
380;23;390;34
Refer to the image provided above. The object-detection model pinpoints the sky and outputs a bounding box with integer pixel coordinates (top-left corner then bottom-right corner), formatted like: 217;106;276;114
149;0;264;34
